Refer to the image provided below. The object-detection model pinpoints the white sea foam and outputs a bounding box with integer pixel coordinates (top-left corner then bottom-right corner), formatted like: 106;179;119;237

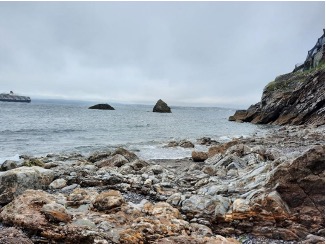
0;154;20;164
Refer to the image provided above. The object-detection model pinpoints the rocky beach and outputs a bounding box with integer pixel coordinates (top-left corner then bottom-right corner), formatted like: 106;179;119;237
0;123;324;244
0;14;324;244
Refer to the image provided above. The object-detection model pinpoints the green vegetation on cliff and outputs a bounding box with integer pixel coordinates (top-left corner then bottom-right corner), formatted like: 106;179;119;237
264;63;325;92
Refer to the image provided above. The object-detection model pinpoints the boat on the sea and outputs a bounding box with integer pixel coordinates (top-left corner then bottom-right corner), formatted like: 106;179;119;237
0;91;31;103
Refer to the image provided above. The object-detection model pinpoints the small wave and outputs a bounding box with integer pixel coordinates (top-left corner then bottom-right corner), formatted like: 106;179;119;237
0;154;20;164
0;128;85;135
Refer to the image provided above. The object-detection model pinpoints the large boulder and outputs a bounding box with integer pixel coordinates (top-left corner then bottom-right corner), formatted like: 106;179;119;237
88;103;115;110
0;190;68;229
153;99;171;113
0;166;54;204
266;145;325;234
212;145;325;241
192;151;208;162
92;190;125;212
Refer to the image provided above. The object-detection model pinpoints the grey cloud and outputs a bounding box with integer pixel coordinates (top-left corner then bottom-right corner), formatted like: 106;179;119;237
0;2;324;108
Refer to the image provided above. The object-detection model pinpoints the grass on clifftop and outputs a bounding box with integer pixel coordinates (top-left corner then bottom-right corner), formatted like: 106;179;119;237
264;62;325;92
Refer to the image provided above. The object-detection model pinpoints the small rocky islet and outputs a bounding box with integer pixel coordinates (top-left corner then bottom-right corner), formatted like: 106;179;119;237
0;33;324;243
153;99;172;113
88;104;115;110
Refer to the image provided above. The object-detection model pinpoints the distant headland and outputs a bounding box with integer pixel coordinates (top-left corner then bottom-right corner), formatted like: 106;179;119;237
0;91;31;103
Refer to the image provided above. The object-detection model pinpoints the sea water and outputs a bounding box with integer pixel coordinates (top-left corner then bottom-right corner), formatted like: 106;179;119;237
0;100;270;162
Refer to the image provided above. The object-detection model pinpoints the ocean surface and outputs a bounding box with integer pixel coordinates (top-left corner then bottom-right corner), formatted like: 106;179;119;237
0;100;272;163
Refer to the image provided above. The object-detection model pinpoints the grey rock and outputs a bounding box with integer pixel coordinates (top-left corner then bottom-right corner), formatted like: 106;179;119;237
49;178;67;189
153;99;171;113
88;151;111;163
0;160;18;171
88;104;115;110
0;166;54;204
181;195;221;220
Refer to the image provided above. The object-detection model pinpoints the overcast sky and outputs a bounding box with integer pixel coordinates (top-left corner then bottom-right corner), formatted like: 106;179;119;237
0;2;324;108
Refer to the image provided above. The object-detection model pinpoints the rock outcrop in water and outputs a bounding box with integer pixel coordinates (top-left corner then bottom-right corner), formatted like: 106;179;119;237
0;125;324;243
229;31;325;126
88;103;115;110
153;99;171;113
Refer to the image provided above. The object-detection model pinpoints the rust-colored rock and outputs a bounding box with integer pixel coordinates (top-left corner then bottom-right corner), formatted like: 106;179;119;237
208;140;240;157
92;190;125;211
192;151;208;162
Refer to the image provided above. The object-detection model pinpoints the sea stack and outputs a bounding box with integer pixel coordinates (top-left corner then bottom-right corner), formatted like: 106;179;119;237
153;99;171;113
88;104;115;110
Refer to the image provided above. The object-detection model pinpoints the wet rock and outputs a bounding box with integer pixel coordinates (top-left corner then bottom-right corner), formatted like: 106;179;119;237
153;99;171;113
166;140;194;148
88;104;115;110
166;141;179;147
197;137;219;146
0;166;54;204
88;151;111;163
96;154;128;168
192;151;208;162
112;147;139;162
0;160;18;171
179;140;195;148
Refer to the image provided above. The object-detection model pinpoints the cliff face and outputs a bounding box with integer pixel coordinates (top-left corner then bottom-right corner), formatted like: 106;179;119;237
230;32;325;126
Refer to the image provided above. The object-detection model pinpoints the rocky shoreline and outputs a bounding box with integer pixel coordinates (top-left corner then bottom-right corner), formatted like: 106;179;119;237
0;124;324;243
229;31;325;127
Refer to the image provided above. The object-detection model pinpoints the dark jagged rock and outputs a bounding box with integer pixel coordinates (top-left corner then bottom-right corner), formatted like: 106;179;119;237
153;99;171;113
229;31;325;126
88;103;115;110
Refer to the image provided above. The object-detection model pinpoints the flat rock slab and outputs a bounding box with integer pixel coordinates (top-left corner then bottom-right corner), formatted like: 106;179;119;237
88;104;115;110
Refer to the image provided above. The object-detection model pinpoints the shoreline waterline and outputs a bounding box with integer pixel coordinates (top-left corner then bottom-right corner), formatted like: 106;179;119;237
0;101;273;163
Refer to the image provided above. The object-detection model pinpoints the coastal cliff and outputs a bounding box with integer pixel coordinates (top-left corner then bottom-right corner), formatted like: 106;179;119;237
229;31;325;126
